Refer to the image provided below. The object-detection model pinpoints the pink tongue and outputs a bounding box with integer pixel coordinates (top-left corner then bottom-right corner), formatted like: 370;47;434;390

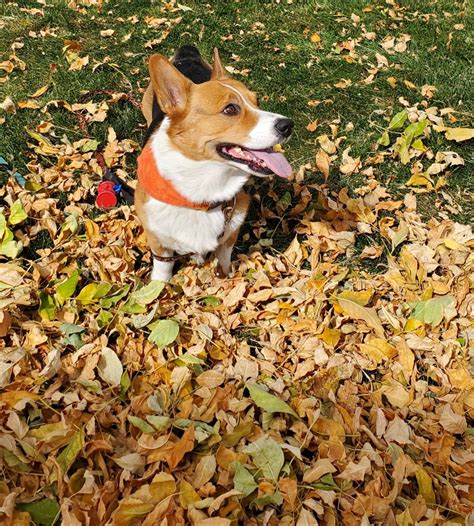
249;149;293;178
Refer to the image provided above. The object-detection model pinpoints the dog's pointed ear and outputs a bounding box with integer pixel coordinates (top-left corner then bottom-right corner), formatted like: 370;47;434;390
211;47;227;80
149;54;191;115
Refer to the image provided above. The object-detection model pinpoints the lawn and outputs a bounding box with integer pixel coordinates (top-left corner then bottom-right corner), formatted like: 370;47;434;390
0;0;473;525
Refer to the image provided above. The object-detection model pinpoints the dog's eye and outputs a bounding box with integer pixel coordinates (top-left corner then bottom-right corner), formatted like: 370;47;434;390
223;103;240;116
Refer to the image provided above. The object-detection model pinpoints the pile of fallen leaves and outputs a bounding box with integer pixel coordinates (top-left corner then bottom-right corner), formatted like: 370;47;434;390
1;89;473;525
1;0;474;517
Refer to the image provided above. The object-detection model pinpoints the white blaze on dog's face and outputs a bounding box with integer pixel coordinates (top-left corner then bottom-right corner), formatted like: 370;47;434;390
149;49;293;178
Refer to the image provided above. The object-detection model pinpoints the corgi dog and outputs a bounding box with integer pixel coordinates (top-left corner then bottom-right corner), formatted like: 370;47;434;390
136;45;294;282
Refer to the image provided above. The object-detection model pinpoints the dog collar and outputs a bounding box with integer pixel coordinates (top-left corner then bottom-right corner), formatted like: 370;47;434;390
137;145;213;211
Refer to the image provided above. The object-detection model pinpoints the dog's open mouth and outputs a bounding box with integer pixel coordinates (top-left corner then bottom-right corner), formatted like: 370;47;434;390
217;144;292;178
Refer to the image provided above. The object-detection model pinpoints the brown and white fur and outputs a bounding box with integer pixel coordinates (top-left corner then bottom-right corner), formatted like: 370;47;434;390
136;48;293;281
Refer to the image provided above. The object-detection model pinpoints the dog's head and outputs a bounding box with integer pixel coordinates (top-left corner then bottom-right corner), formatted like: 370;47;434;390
148;49;293;178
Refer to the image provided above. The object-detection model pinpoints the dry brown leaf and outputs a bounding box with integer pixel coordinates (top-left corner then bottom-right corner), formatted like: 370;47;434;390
315;148;330;179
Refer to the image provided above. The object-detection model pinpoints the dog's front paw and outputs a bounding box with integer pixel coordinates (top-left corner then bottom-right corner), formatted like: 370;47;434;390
151;260;173;282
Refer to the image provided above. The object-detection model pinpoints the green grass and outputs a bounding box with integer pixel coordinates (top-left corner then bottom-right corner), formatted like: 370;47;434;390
1;0;473;229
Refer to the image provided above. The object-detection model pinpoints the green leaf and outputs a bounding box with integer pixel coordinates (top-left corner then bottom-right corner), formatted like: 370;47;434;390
38;291;56;321
404;119;427;139
60;323;85;335
391;224;409;252
388;110;408;130
1;220;13;243
56;429;84;477
122;282;164;314
132;306;158;329
56;270;80;302
74;379;102;393
148;319;179;347
313;473;339;491
0;213;6;239
120;371;131;398
176;352;205;366
232;462;258;497
8;199;28;225
81;139;100;152
60;213;79;237
174;419;216;435
200;295;221;306
128;415;156;434
246;383;298;417
100;284;130;308
17;498;60;526
251;489;283;508
244;436;284;481
146;415;171;432
277;191;292;211
377;131;390;146
398;137;411;165
411;138;425;151
60;323;84;349
66;333;83;349
97;309;113;328
130;281;165;305
0;239;22;258
76;282;112;304
222;421;253;447
411;295;455;326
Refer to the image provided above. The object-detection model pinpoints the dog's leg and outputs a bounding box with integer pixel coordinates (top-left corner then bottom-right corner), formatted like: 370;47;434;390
215;229;239;277
151;252;174;281
215;190;250;277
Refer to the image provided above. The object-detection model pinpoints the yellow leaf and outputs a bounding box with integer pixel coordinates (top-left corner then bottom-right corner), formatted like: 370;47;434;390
443;238;466;251
334;78;352;89
17;100;41;109
336;289;372;309
404;318;424;335
312;417;345;440
415;468;435;505
464;390;474;411
447;368;474;390
434;176;447;190
396;508;414;526
397;339;415;379
273;143;285;153
406;173;433;188
383;381;411;408
387;76;397;88
29;84;50;98
337;297;385;338
0;391;41;407
444;127;474;142
319;327;341;348
317;134;337;154
179;479;201;509
310;33;321;42
359;338;397;365
403;80;417;90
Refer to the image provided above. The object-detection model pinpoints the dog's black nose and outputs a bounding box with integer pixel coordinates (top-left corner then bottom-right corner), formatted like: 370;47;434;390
275;118;294;138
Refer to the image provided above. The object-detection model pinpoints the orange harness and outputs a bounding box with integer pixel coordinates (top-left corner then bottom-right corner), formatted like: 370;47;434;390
137;144;211;210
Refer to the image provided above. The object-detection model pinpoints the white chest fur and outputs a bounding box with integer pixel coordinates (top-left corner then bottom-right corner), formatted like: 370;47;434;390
144;198;246;257
145;119;249;257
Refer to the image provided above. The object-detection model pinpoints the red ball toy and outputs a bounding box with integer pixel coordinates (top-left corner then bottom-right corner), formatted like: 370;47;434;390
96;181;118;209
